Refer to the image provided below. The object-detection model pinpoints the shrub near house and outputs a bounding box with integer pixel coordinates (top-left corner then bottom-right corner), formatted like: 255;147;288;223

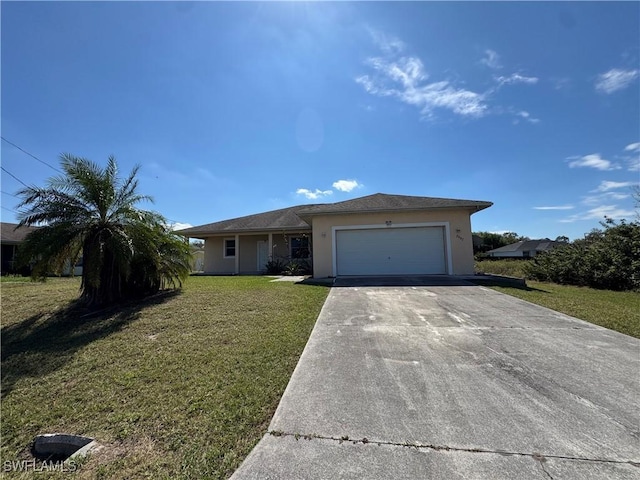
525;219;640;291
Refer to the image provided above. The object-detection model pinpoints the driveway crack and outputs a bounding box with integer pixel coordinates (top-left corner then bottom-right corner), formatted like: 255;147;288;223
534;453;554;479
268;430;639;467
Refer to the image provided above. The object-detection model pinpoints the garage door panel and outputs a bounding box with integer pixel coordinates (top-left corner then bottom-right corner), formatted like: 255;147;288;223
336;227;446;276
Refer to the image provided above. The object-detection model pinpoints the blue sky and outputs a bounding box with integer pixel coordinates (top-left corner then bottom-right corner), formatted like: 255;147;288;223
1;1;638;240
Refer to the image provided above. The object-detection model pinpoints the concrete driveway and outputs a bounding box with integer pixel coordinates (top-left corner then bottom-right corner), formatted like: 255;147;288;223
231;279;640;479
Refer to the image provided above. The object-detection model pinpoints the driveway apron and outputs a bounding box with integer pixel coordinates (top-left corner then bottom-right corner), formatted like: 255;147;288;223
231;280;640;479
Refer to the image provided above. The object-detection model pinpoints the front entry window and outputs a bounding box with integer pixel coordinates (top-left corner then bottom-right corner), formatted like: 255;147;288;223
290;236;310;259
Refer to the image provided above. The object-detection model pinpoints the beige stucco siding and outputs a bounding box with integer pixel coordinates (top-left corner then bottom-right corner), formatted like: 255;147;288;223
204;237;236;273
239;235;266;272
309;209;476;277
203;231;311;274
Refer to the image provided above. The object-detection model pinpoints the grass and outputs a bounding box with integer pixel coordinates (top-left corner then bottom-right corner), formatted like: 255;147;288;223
475;258;529;278
1;276;329;479
491;281;640;339
0;275;36;283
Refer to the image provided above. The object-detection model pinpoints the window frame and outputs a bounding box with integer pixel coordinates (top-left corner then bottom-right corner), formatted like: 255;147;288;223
289;236;310;259
223;238;236;258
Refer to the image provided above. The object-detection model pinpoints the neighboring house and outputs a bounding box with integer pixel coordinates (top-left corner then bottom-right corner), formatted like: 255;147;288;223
190;245;205;272
176;193;492;277
1;222;37;275
487;239;561;258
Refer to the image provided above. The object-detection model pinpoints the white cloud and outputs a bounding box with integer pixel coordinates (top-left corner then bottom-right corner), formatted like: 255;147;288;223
194;167;218;181
595;68;640;94
551;77;571;90
560;205;636;223
593;180;637;192
582;192;630;205
170;222;193;231
533;205;574;210
516;111;540;124
627;158;640;172
584;205;635;219
567;153;620;171
332;179;362;192
368;28;405;55
480;49;502;69
356;54;487;118
495;73;539;86
296;188;333;200
621;142;640;171
624;142;640;153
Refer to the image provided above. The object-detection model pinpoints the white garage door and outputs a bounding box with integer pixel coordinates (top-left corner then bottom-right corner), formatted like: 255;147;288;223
336;227;447;276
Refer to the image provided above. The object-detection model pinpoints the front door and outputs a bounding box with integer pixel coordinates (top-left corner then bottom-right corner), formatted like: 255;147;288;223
257;241;269;272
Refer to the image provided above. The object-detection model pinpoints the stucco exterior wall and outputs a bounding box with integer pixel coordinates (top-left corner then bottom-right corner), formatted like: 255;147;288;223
238;235;267;272
309;209;477;277
203;231;311;274
204;236;235;273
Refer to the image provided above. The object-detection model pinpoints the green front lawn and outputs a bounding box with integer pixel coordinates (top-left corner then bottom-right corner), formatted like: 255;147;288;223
1;276;329;479
474;259;529;278
491;281;640;339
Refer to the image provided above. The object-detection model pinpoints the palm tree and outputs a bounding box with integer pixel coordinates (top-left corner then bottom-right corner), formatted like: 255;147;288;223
16;153;191;307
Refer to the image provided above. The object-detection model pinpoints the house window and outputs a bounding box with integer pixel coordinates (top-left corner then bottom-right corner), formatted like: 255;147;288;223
224;238;236;258
290;236;310;259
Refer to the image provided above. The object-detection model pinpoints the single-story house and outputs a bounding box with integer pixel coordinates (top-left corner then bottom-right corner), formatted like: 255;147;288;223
177;193;492;278
1;222;37;275
487;239;561;258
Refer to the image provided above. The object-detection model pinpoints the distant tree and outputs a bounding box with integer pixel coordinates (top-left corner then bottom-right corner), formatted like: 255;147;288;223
473;231;529;254
555;235;570;243
501;231;529;244
16;154;191;307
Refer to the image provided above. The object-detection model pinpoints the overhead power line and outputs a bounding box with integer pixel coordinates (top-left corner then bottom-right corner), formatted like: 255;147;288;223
0;166;29;188
1;190;18;198
1;136;62;173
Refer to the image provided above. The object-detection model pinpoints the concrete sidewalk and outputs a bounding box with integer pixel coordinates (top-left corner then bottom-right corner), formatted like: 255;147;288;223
231;283;640;479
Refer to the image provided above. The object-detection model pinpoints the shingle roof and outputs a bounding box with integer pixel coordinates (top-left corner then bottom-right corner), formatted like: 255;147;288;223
488;239;560;254
1;222;37;244
176;193;493;237
176;205;318;236
297;193;492;217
